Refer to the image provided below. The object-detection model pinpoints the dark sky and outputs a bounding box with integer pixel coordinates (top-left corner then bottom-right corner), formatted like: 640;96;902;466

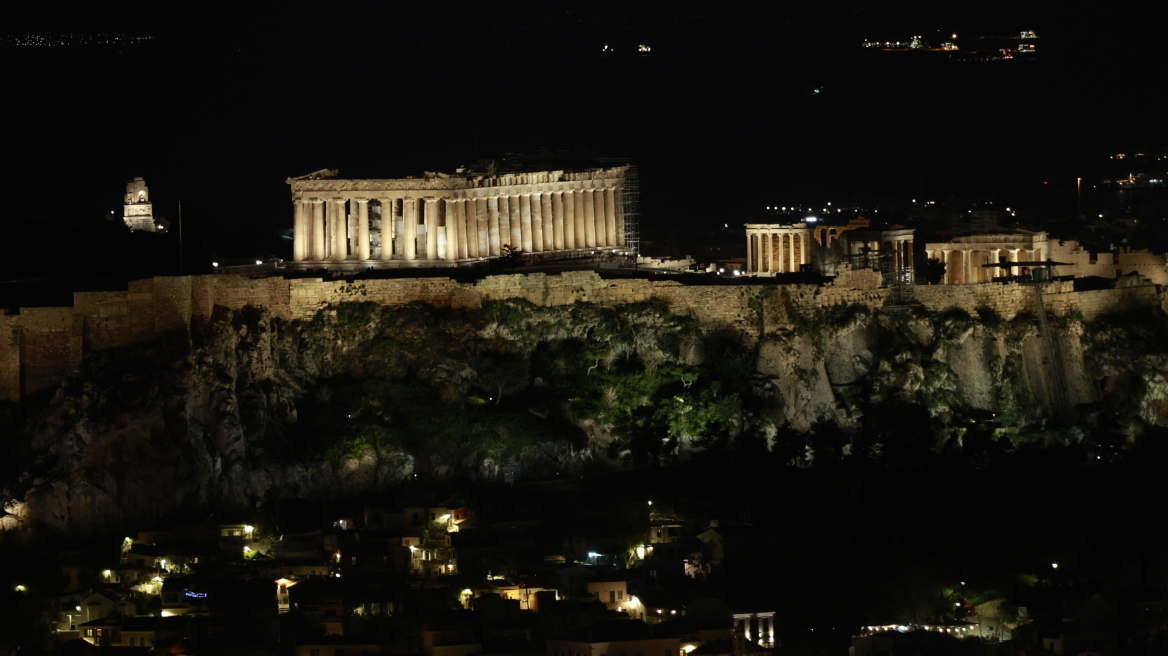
2;1;1164;267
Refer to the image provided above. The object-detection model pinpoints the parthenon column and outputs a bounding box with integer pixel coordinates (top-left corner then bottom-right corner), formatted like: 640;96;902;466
293;200;308;261
1009;249;1019;277
962;249;972;283
766;233;774;272
520;193;534;252
380;199;394;261
424;198;439;260
356;199;370;261
311;200;325;261
444;199;458;260
594;189;608;247
530;193;544;252
508;195;523;251
455;199;469;259
404;198;418;261
605;188;617;247
476;198;488;257
788;233;796;272
990;248;1001;278
498;195;512;250
541;192;554;251
565;191;577;249
553;192;566;250
487;196;501;256
573;189;586;249
746;232;753;272
330;199;347;261
583;189;597;247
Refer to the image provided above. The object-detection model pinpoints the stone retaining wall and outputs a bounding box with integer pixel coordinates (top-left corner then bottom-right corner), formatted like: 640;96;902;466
0;270;1162;401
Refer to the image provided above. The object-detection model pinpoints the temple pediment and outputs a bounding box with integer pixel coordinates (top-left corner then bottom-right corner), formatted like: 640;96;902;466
286;169;339;183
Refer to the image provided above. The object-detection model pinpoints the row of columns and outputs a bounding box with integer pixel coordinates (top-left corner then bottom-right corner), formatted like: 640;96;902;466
926;247;1042;284
735;613;776;648
746;231;809;273
292;188;621;263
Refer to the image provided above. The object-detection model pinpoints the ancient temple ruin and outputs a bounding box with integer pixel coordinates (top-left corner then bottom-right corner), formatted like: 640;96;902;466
286;165;632;270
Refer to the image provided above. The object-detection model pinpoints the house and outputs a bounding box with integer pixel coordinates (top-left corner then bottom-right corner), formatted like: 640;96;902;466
588;581;630;612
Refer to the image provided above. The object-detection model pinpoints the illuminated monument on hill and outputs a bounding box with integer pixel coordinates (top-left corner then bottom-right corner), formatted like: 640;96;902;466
285;164;635;270
122;177;155;232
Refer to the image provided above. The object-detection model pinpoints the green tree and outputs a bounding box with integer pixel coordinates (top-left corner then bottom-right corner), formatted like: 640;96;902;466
474;351;531;405
921;257;946;284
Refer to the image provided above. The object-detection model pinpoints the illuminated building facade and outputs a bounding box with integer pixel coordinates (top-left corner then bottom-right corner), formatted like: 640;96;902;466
286;165;632;270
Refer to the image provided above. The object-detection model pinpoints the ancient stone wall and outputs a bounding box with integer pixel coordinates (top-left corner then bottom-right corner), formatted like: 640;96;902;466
17;308;83;396
1;315;20;402
0;270;1162;401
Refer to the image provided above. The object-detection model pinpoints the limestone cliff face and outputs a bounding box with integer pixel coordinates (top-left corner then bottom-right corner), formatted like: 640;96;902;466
757;308;1168;435
4;301;1167;538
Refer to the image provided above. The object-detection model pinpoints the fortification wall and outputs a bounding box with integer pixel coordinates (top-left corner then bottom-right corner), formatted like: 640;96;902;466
0;269;1162;402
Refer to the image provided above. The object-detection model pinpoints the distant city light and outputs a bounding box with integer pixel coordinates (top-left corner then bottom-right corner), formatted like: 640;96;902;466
805;216;818;222
1051;563;1058;569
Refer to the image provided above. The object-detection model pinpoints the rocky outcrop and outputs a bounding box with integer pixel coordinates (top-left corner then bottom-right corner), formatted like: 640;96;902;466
4;300;1167;538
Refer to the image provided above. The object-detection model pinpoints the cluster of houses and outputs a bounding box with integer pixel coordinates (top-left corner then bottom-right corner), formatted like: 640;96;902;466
41;493;784;656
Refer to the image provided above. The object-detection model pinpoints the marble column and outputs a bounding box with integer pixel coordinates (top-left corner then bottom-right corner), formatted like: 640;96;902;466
574;189;586;249
380;199;394;261
424;198;439;260
583;189;597;247
553;192;566;250
962;249;972;283
499;195;513;251
531;193;544;252
293;200;308;261
323;200;333;258
488;196;501;256
604;188;617;247
788;233;796;272
457;198;471;256
565;191;578;249
746;233;753;273
509;195;523;251
541;192;554;251
330;199;347;261
476;198;488;257
404;198;418;261
594;189;608;247
444;199;458;260
520;193;534;252
311;200;326;261
356;199;370;261
990;248;1000;278
1009;248;1019;277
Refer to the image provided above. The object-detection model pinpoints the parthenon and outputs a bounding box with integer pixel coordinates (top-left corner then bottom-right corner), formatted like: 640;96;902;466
286;165;631;269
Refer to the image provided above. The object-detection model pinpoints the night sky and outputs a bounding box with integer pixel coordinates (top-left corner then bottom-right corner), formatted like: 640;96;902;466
2;1;1165;269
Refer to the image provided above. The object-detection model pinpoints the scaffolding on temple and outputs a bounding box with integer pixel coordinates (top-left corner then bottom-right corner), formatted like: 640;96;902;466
597;157;639;255
879;252;916;305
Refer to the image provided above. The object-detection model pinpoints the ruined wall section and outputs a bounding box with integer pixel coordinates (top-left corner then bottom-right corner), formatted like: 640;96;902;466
0;270;1163;401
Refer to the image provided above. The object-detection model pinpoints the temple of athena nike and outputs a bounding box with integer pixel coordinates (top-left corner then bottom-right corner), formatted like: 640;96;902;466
286;164;632;270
